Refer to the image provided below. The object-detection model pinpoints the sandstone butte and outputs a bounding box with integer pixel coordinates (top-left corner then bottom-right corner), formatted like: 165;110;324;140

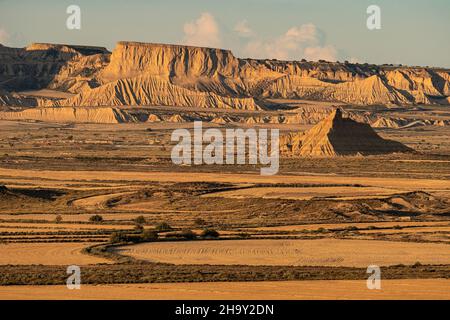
0;41;449;108
281;108;413;157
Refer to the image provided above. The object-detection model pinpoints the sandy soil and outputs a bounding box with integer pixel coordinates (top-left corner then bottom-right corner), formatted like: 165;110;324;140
359;226;450;234
114;239;450;267
18;89;76;99
72;191;135;209
1;279;449;300
203;186;402;200
0;222;133;231
0;243;111;265
0;213;149;222
242;221;450;232
1;168;448;191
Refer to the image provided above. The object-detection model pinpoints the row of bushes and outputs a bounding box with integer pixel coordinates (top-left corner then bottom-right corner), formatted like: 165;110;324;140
166;228;220;240
61;215;208;228
110;230;158;244
54;214;104;223
109;228;220;244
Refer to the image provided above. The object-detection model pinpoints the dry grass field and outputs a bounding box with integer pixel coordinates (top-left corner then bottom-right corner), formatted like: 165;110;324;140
0;110;449;299
1;279;449;300
114;239;450;267
0;18;449;304
0;243;110;265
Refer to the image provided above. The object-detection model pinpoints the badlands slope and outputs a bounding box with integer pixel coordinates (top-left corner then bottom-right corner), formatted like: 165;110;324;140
50;75;260;110
1;41;450;108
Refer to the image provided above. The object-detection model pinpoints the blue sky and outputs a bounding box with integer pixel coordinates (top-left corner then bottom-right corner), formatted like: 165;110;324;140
0;0;449;67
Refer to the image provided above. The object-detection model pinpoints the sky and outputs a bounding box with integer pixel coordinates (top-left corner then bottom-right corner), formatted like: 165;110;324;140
0;0;449;67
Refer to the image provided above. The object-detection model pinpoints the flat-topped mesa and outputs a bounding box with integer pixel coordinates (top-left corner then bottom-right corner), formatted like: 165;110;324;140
100;41;242;82
283;108;413;157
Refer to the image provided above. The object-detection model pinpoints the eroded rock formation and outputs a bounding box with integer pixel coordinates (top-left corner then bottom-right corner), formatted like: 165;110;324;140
281;109;413;157
0;41;449;108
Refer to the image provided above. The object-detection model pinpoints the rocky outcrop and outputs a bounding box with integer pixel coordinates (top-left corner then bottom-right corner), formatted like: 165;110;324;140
0;89;28;106
263;75;410;105
146;113;162;122
167;114;188;123
46;54;110;93
0;43;109;92
282;109;413;157
370;117;401;129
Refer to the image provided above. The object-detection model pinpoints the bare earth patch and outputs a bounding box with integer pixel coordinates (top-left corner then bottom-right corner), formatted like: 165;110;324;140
0;222;133;232
242;221;450;232
203;186;402;200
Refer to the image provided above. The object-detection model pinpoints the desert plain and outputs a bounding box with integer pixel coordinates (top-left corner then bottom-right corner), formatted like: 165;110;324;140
0;42;449;299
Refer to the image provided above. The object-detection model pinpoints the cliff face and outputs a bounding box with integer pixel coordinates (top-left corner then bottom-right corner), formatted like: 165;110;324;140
1;41;449;108
101;42;241;80
99;42;282;96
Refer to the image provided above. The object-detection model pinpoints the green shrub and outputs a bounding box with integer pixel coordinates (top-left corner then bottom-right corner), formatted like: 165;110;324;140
141;230;158;242
201;229;220;238
155;222;172;232
166;230;197;240
55;215;63;224
110;230;158;244
109;232;124;244
89;215;104;223
194;218;206;226
237;232;250;239
134;216;146;225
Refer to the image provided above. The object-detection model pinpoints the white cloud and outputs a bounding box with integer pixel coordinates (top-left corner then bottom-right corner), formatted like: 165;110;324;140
304;45;337;61
183;12;221;48
180;15;338;62
0;28;9;44
243;23;337;62
284;24;319;44
234;20;253;38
